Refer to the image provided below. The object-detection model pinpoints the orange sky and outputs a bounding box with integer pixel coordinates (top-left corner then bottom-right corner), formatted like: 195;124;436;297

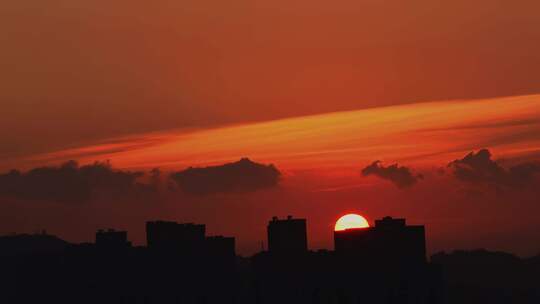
1;95;537;256
1;1;540;256
2;0;540;161
22;95;540;172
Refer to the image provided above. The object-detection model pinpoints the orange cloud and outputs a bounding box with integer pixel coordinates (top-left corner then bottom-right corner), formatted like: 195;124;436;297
22;95;540;174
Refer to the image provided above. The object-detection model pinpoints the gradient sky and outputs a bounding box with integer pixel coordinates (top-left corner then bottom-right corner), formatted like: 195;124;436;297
1;0;540;256
23;95;540;171
3;0;540;159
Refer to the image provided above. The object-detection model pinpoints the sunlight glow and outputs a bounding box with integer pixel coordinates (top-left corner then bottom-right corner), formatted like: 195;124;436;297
335;214;370;231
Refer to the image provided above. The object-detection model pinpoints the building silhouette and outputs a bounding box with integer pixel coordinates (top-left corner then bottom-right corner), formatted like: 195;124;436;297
334;216;426;266
95;229;131;249
253;216;438;304
3;214;539;303
146;220;206;252
0;215;452;304
267;215;308;254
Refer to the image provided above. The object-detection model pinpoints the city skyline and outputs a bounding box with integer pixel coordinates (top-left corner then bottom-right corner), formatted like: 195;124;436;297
1;214;445;303
1;146;539;257
1;214;426;256
2;0;540;302
3;1;540;255
2;213;537;303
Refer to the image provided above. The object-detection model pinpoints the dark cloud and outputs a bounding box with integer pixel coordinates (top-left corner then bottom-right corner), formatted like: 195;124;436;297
361;161;423;188
170;158;281;195
448;149;540;189
0;161;153;203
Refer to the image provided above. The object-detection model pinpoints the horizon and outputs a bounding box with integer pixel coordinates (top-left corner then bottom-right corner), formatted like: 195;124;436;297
2;95;540;256
2;1;540;302
7;213;539;260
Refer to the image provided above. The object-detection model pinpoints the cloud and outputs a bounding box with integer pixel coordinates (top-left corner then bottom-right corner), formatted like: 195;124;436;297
170;158;281;195
448;149;540;189
31;136;164;165
361;161;422;188
0;161;153;203
418;118;540;132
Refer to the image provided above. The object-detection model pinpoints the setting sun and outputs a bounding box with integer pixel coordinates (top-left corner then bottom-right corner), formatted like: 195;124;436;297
335;214;370;231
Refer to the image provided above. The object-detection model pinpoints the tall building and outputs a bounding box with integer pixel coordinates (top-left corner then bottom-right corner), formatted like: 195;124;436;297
267;216;308;254
334;216;426;265
146;220;236;258
95;229;131;249
146;221;205;251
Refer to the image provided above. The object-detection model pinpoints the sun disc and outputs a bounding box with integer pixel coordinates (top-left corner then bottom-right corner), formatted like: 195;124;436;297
335;214;370;231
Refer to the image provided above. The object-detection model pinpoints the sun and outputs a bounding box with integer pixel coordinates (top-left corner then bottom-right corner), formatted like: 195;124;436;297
335;214;370;231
